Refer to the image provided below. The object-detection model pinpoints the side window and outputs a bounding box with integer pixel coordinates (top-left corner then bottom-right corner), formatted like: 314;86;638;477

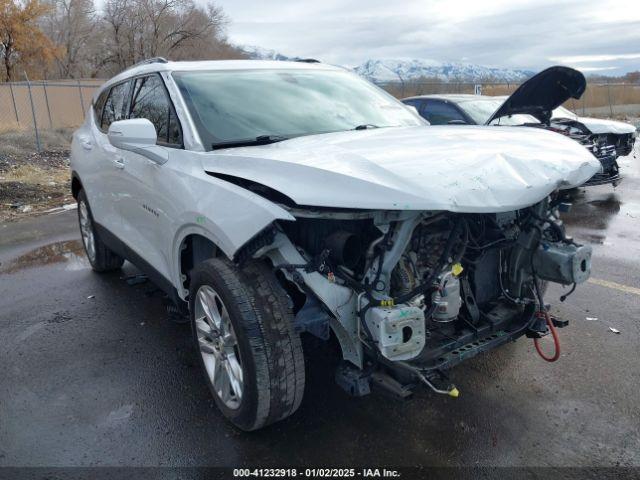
421;101;466;125
129;74;182;146
101;82;130;131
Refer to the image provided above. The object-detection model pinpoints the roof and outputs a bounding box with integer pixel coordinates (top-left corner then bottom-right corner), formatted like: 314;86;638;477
97;59;345;98
403;94;507;103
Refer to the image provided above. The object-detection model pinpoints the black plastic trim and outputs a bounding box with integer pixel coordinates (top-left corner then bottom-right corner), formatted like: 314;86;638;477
205;171;298;207
584;173;623;187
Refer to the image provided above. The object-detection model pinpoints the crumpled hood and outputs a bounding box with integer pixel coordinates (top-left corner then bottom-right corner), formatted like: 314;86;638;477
486;66;586;125
563;115;637;135
201;126;600;213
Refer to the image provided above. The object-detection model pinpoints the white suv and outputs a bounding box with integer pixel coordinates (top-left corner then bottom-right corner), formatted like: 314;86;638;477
71;58;599;430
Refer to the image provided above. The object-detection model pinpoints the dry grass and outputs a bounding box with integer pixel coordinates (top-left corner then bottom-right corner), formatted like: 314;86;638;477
566;84;640;111
0;123;23;134
385;82;640;114
0;127;73;156
2;163;69;184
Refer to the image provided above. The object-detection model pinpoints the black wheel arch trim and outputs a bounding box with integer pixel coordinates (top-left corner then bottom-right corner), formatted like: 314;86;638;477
93;222;185;307
71;171;83;199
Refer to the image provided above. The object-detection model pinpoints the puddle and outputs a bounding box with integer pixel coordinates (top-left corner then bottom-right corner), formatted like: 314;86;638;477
0;239;89;274
578;232;608;245
562;191;623;245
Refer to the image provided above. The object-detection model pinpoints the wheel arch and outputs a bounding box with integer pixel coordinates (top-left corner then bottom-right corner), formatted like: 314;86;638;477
71;171;83;199
175;228;225;300
173;213;291;300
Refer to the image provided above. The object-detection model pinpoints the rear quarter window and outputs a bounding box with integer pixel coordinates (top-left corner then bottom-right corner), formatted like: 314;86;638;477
93;89;109;123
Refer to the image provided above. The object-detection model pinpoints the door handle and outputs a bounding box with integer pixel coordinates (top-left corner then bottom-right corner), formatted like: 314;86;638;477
113;155;125;169
79;136;93;150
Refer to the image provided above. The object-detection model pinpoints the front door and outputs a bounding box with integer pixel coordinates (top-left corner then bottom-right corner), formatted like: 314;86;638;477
117;73;184;281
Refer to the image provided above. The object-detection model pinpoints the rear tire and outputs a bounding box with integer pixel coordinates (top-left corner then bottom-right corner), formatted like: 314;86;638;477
189;258;305;431
77;189;124;272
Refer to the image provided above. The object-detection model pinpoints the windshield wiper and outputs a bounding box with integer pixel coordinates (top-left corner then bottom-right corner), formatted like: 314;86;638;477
353;124;380;130
211;135;290;151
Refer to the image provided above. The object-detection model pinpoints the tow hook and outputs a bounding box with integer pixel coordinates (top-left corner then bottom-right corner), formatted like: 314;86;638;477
413;369;459;398
526;312;549;339
551;317;569;328
527;312;569;338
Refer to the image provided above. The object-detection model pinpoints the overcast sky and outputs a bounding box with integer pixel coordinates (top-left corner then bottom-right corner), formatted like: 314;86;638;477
214;0;640;75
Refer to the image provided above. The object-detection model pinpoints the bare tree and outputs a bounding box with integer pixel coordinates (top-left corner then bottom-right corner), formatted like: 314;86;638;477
42;0;95;78
97;0;240;76
101;0;137;71
12;0;246;79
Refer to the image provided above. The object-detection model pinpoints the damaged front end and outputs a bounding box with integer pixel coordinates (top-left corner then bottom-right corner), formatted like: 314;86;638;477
484;65;631;188
253;198;591;399
545;119;623;187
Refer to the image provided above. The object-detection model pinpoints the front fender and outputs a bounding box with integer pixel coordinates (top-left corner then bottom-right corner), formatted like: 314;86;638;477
169;176;295;298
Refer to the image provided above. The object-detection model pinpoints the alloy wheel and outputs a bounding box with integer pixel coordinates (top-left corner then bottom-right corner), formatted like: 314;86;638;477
78;200;96;263
194;285;244;409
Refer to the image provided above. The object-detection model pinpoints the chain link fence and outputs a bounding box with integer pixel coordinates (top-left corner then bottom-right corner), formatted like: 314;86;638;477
378;80;640;119
1;78;639;153
0;79;102;152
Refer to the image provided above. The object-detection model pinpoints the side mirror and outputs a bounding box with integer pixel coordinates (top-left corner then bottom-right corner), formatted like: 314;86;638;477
108;118;157;149
108;119;168;165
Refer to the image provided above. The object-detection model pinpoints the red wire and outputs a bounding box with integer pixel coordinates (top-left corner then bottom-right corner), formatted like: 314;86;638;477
533;311;561;362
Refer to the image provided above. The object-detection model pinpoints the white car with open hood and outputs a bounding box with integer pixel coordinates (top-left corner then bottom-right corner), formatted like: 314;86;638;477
403;66;637;187
71;59;600;430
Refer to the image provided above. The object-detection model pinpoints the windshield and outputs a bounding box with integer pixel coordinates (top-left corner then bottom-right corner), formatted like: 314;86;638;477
552;106;579;120
458;98;539;125
172;68;423;149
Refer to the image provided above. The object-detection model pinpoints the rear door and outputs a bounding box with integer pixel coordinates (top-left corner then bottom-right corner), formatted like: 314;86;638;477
82;80;131;239
117;73;183;281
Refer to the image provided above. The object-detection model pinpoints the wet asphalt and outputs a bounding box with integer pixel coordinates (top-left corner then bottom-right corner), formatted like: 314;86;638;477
1;149;639;469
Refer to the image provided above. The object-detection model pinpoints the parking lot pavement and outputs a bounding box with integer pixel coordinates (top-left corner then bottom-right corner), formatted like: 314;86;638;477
1;151;639;469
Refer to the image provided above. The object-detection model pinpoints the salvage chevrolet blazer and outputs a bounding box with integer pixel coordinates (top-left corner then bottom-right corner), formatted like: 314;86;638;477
71;59;600;430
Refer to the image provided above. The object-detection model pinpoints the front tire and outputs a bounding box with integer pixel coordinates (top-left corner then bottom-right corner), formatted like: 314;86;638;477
77;189;124;272
189;258;305;431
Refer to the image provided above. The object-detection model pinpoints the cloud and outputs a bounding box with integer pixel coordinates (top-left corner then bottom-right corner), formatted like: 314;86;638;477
573;66;618;72
214;0;640;74
549;53;640;63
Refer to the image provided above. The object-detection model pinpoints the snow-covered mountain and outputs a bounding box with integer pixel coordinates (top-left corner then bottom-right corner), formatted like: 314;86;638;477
241;46;295;62
241;46;534;83
354;59;534;83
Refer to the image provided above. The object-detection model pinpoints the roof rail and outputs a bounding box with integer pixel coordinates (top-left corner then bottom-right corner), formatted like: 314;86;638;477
124;57;169;72
295;58;321;63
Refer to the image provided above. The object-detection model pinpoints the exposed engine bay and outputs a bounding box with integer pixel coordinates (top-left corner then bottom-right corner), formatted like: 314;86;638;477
259;196;592;397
